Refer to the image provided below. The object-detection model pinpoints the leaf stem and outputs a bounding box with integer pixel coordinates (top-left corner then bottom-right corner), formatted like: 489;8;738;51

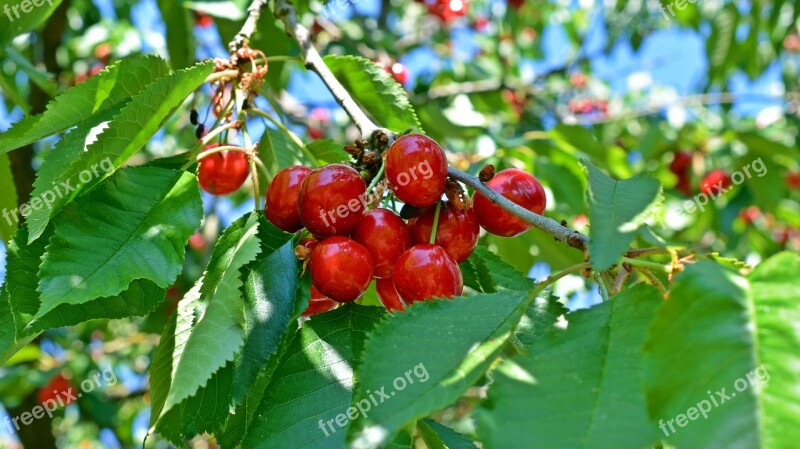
429;201;442;244
535;262;592;294
195;145;249;162
622;257;673;274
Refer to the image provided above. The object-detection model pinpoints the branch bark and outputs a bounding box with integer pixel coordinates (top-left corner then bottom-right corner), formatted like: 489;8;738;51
229;0;271;53
273;0;380;137
447;167;588;251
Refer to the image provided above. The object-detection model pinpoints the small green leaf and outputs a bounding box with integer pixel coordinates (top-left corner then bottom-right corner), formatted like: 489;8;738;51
460;246;535;293
585;162;663;271
36;166;202;317
307;139;351;166
418;419;478;449
0;153;18;243
323;55;422;133
0;55;170;155
476;285;661;449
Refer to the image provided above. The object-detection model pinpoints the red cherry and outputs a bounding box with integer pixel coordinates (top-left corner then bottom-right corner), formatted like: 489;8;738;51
298;164;367;237
376;277;406;312
474;16;489;32
188;231;206;251
302;285;339;316
352;209;411;278
739;206;761;225
309;236;374;302
675;173;692;197
390;63;409;85
299;237;318;251
37;374;76;406
669;151;693;174
385;134;448;208
393;244;463;303
507;0;524;10
196;13;214;28
265;166;312;232
427;0;468;21
570;73;587;88
786;171;800;189
472;168;546;237
308;127;325;140
198;147;250;195
700;169;731;196
408;202;479;263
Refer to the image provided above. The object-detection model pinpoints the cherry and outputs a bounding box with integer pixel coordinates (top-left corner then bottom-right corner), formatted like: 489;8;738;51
393;244;463;303
408;202;479;263
302;285;339;316
739;206;761;225
786;171;800;190
669;151;693;174
427;0;468;22
299;237;318;251
385;134;448;208
198;147;250;195
188;231;207;251
298;164;367;237
507;0;524;10
265;166;312;232
390;63;409;85
376;277;406;312
352;208;411;278
195;12;214;28
37;374;76;406
472;168;546;237
700;169;731;196
309;236;374;302
570;73;587;89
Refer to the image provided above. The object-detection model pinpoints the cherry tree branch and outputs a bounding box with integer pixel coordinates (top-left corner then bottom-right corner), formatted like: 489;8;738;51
272;0;380;137
263;0;589;252
447;167;588;251
229;0;271;53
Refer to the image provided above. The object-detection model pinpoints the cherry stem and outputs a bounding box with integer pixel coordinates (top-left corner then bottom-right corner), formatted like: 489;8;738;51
594;272;610;302
366;162;386;194
248;107;321;166
429;201;442;245
634;267;669;297
535;262;592;294
447;166;589;251
196;145;249;162
622;257;673;274
273;0;380;137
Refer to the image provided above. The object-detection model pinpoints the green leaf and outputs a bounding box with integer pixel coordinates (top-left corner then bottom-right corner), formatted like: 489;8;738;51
323;55;422;133
4;46;58;96
0;0;64;45
242;304;384;449
157;0;196;69
476;285;661;449
643;255;800;449
26;60;213;242
706;3;740;87
307;139;351;166
460;246;535;293
0;153;18;243
159;212;263;419
231;230;300;405
418;419;478;449
585;162;663;271
35;166;202;318
0;55;170;155
348;291;536;448
26;104;124;242
0;289;15;359
259;126;314;175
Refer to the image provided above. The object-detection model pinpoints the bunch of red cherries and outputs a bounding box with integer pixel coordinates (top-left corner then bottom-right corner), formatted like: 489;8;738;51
198;134;546;316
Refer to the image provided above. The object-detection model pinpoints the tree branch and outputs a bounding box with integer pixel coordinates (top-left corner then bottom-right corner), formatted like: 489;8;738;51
229;0;271;53
273;0;380;137
447;166;588;251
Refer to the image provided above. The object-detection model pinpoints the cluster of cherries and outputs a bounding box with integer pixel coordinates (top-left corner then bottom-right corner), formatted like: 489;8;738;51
668;151;733;197
260;134;546;315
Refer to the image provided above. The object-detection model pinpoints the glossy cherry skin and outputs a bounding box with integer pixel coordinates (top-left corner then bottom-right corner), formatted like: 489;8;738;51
385;134;448;208
265;166;312;232
198;148;250;195
472;168;546;237
302;285;339;317
393;244;463;304
352;209;411;278
309;236;374;302
298;164;367;237
408;202;479;263
299;237;318;251
376;277;406;312
700;169;731;196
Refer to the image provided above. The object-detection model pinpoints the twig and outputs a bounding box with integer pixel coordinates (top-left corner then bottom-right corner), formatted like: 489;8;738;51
273;0;380;137
635;268;669;298
447;166;589;251
229;0;270;53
